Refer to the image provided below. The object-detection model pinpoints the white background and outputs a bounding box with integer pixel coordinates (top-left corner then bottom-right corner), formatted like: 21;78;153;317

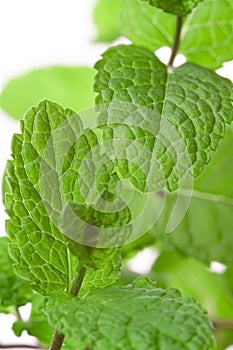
0;0;233;349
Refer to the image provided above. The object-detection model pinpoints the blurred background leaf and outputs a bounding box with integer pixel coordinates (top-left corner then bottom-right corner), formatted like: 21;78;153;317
151;250;233;350
93;0;121;42
0;237;33;311
0;66;95;120
12;294;54;347
148;125;233;267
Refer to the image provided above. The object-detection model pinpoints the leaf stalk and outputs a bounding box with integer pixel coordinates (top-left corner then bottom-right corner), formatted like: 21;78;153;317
213;319;233;330
167;16;183;68
49;267;87;350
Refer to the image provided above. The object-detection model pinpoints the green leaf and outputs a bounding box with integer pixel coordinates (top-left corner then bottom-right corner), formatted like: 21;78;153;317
214;329;233;350
12;293;78;349
141;0;204;16
4;100;121;295
226;267;233;295
151;251;233;350
151;125;233;265
93;0;121;42
65;243;122;297
0;66;95;120
120;0;233;69
13;294;54;345
44;278;215;350
180;0;233;69
94;44;233;191
120;0;176;51
152;251;233;320
0;237;33;309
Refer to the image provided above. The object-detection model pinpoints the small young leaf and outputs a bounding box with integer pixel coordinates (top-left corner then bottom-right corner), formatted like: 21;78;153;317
0;66;95;120
94;44;233;191
0;237;33;309
44;278;215;350
141;0;204;16
120;0;233;69
93;0;121;42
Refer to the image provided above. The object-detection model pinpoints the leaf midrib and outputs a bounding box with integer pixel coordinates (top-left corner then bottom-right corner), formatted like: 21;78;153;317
180;189;233;205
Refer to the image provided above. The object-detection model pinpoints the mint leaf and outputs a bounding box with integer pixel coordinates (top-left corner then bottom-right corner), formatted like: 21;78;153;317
12;293;79;349
121;0;176;50
152;251;233;320
12;294;54;345
44;278;214;350
180;0;233;69
120;0;233;69
226;267;233;296
152;125;233;265
5;100;121;294
94;45;233;191
5;102;77;294
141;0;204;16
66;243;122;297
0;66;95;120
0;237;33;309
93;0;121;42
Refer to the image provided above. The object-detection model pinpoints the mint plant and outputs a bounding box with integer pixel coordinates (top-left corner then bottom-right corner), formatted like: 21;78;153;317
1;0;233;349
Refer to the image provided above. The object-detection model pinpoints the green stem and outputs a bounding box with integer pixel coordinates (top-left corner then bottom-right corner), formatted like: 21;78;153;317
213;319;233;330
49;267;87;350
49;328;65;350
70;267;87;297
167;16;183;68
15;307;23;321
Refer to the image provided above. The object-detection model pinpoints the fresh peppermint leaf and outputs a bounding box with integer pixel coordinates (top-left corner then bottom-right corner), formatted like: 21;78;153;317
65;243;122;297
44;278;215;350
0;66;95;120
12;294;54;345
120;0;233;69
12;293;78;350
4;100;122;295
152;125;233;265
215;330;233;350
0;237;33;309
141;0;204;16
94;44;233;191
180;0;233;69
152;251;233;320
93;0;121;42
121;0;176;50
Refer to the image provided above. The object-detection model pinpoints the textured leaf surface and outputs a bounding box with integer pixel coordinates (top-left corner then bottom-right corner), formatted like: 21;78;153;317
120;0;176;50
120;0;233;69
94;44;233;191
141;0;204;16
12;293;79;350
0;237;33;309
152;251;233;320
180;0;233;69
151;125;233;265
66;243;122;297
44;278;214;350
93;0;121;42
4;100;121;294
0;66;95;120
